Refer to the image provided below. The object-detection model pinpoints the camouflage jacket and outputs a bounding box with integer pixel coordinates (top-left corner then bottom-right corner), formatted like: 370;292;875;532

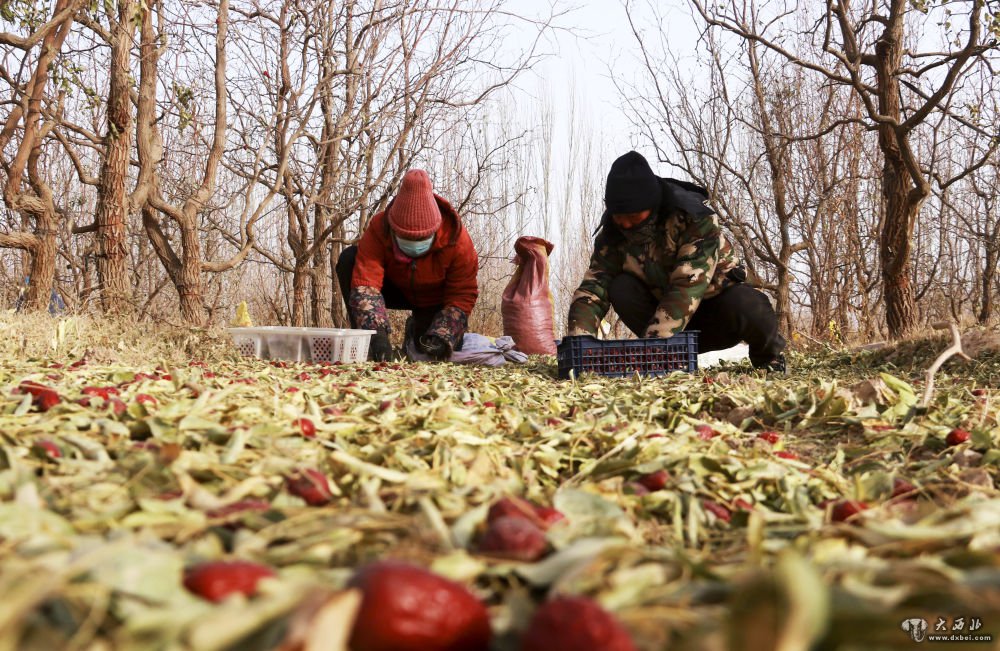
567;178;741;338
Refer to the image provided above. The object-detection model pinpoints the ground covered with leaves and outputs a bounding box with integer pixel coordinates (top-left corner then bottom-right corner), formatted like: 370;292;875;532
1;315;999;650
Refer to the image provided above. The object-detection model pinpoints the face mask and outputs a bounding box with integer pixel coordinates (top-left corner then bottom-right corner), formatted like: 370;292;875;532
395;234;435;258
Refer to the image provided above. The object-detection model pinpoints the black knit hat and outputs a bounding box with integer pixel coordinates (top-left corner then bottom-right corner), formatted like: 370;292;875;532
604;151;662;214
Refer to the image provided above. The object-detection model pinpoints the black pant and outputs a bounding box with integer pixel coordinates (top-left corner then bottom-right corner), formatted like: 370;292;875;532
335;245;440;336
608;274;785;366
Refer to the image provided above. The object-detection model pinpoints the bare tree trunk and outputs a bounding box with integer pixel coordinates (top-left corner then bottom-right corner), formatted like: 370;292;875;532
291;261;309;327
775;265;792;335
330;233;348;327
311;236;332;326
874;18;921;339
980;242;998;324
93;0;134;314
811;289;831;339
744;39;802;337
81;247;95;307
0;219;57;310
175;220;204;324
880;187;918;334
136;0;247;325
313;10;353;329
25;209;58;309
0;0;81;311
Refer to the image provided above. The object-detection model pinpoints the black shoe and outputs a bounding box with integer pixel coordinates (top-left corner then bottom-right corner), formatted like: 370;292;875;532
766;354;787;375
751;353;787;374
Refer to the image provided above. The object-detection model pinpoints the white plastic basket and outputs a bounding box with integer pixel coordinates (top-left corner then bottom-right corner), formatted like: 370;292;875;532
228;327;375;364
306;329;374;363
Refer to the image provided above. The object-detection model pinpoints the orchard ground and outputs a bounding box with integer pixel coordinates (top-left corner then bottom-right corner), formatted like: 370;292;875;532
2;313;999;650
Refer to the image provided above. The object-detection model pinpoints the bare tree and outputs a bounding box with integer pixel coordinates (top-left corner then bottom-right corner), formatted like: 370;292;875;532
970;162;1000;323
617;2;813;337
58;0;137;315
0;0;85;311
135;0;266;324
89;0;133;314
688;0;1000;338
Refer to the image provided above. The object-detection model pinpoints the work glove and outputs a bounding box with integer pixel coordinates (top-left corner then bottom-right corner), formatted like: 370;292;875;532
368;330;392;362
416;333;451;360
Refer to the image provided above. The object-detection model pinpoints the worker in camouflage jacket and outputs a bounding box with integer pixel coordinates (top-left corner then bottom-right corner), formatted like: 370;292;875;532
336;169;478;362
567;151;786;370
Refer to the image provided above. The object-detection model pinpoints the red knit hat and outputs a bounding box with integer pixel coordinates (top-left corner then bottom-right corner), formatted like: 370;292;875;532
388;170;442;239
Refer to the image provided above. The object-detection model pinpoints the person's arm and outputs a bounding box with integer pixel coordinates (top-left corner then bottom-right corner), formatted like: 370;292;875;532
349;222;390;335
423;228;478;357
643;213;721;337
567;236;624;336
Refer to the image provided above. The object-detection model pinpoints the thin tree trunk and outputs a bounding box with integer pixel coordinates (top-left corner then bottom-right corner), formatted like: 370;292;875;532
330;234;348;327
311;234;332;326
292;261;309;326
311;161;332;326
980;244;997;324
775;264;792;336
317;11;355;330
82;246;94;307
747;40;795;338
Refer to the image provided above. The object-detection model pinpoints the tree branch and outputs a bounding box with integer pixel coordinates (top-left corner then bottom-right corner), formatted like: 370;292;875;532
0;231;39;250
921;321;973;407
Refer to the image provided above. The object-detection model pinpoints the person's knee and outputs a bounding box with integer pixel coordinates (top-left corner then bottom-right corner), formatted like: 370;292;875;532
335;247;359;296
609;274;656;335
608;274;646;308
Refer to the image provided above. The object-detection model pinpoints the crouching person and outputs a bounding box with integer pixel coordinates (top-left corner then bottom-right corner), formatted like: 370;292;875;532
336;169;479;361
567;151;786;371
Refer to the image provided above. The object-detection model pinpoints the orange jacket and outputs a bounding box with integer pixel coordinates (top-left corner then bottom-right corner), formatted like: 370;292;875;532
351;195;479;314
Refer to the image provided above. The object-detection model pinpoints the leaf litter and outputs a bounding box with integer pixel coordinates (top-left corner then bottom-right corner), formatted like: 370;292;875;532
0;314;999;649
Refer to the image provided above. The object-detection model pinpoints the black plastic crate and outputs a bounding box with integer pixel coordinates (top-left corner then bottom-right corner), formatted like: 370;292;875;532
557;332;699;379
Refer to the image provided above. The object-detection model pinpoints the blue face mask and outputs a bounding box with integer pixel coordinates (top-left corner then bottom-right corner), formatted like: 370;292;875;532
395;234;435;258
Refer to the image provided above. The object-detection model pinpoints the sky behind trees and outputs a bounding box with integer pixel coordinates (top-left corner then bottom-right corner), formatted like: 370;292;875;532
506;0;696;179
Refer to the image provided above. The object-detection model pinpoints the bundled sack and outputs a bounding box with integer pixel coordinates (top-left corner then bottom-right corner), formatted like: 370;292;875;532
406;333;528;366
501;237;556;355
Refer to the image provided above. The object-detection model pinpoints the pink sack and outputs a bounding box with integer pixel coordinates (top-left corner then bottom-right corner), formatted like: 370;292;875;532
502;237;556;355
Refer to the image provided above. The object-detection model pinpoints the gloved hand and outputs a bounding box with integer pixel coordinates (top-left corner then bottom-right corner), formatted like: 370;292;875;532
417;334;450;360
369;331;392;362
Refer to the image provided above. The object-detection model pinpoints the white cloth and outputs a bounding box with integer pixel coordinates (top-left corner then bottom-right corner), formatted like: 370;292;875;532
406;333;529;366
